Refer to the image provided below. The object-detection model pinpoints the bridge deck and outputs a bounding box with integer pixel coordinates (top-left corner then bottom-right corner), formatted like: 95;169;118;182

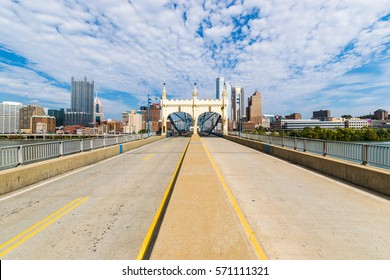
0;135;389;259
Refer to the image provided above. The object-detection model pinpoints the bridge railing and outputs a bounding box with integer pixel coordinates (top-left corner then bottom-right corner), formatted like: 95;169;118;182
0;133;156;170
228;131;390;169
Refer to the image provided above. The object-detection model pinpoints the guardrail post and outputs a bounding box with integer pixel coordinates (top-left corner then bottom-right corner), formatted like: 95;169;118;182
362;144;368;165
323;141;327;156
80;139;83;152
18;145;23;165
60;141;63;156
116;136;119;145
294;138;297;150
103;137;106;147
303;139;307;152
91;138;94;150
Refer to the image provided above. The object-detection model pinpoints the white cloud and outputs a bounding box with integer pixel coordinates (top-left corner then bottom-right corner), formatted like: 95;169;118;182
0;0;388;119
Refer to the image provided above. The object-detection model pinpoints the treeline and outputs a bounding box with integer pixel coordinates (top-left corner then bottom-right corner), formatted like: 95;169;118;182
285;127;390;141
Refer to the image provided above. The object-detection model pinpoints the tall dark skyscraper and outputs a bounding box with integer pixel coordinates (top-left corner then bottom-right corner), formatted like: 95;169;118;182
48;108;65;127
70;77;94;127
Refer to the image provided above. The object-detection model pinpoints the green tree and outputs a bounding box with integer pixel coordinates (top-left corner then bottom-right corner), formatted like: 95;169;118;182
362;127;379;141
376;128;389;140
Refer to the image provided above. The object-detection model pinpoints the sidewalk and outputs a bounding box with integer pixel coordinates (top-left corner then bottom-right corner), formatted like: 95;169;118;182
150;135;257;259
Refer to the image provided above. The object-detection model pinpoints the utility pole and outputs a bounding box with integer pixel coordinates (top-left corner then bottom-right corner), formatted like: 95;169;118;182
237;95;241;137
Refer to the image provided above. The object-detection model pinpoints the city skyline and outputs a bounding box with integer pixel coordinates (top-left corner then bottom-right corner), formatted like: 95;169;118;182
0;1;389;120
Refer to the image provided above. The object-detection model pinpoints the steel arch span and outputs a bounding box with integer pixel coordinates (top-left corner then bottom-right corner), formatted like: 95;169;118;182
160;83;228;135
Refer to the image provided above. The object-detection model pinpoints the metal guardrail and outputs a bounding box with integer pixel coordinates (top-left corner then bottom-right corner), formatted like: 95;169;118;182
229;131;390;169
0;133;155;170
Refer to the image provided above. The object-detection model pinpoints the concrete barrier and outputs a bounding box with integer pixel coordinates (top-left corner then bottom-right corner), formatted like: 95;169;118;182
0;136;164;196
224;135;390;197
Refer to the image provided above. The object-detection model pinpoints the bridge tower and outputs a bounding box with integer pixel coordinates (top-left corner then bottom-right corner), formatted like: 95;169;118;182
160;83;228;135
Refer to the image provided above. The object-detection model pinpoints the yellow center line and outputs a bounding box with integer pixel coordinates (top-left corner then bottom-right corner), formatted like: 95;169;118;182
142;153;156;161
199;137;268;260
136;138;191;260
0;196;90;258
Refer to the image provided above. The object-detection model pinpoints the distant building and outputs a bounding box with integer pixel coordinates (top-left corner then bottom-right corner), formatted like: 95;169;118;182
70;77;94;127
345;119;369;129
31;115;56;133
122;110;144;133
19;105;45;133
241;122;256;131
122;112;129;125
140;103;161;133
83;127;99;135
246;90;262;125
272;119;344;130
64;124;84;134
64;110;90;126
0;101;23;133
231;86;245;122
94;96;104;125
312;110;331;121
374;109;388;120
48;108;65;127
143;103;161;122
106;120;122;134
261;116;271;128
286;113;302;120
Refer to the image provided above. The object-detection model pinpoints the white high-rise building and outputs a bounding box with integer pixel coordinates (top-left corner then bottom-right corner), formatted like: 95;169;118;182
0;101;23;133
94;95;104;125
231;86;245;122
216;77;224;99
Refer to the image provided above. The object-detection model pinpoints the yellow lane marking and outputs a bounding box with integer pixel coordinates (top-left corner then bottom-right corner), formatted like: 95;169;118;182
0;197;90;258
142;153;156;161
137;139;191;260
199;137;268;260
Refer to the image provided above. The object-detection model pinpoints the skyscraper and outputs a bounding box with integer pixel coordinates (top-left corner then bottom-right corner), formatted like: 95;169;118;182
247;90;262;125
70;77;94;127
216;77;225;99
231;86;245;122
48;108;65;127
0;101;23;133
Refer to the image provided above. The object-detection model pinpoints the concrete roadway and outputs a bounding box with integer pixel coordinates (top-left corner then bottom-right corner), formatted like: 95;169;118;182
201;136;390;259
0;137;189;259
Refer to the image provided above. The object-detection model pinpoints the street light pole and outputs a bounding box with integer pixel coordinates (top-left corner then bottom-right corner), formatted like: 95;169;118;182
237;95;241;137
147;93;151;138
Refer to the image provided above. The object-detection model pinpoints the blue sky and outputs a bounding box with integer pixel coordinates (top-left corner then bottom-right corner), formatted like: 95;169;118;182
0;0;389;120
